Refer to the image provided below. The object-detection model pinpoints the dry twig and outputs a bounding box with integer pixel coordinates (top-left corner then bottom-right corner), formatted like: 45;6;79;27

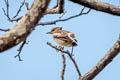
59;11;67;19
47;42;81;79
0;28;10;32
13;0;25;18
60;53;66;80
2;0;10;20
25;2;29;10
38;7;91;25
45;0;64;14
2;0;25;22
14;39;28;61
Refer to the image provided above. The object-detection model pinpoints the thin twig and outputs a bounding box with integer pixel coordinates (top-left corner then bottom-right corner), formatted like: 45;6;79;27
9;17;23;22
2;0;10;20
2;0;25;22
25;2;29;10
47;42;82;79
53;0;59;8
59;11;67;19
13;0;25;18
14;39;27;61
0;28;10;32
38;7;91;25
60;53;66;80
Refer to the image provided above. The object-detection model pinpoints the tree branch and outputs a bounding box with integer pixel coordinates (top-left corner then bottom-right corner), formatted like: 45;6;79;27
39;7;91;25
45;0;64;14
13;0;25;19
80;36;120;80
0;28;10;32
0;0;50;52
2;0;10;20
2;0;25;22
69;0;120;16
60;53;66;80
14;38;28;61
47;42;82;79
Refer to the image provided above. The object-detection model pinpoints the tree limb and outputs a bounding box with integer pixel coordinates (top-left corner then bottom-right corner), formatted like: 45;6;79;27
2;0;25;22
60;53;66;80
47;42;82;79
39;7;91;25
13;0;25;19
0;28;10;32
45;0;64;14
14;38;28;61
69;0;120;16
80;36;120;80
2;0;10;20
0;0;50;52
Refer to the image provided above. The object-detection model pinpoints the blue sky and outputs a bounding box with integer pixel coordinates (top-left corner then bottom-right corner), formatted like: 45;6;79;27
0;0;120;80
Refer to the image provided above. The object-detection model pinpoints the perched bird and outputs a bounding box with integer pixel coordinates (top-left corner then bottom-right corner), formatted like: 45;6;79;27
47;27;77;55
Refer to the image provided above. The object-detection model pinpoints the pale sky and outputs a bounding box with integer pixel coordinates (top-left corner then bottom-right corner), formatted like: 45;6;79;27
0;0;120;80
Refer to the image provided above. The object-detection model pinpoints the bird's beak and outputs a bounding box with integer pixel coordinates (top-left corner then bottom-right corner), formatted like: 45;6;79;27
46;32;51;34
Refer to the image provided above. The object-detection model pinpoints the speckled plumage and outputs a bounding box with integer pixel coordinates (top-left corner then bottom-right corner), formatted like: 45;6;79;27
47;27;77;47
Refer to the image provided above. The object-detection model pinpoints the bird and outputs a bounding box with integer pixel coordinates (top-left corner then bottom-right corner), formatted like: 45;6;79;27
47;27;77;55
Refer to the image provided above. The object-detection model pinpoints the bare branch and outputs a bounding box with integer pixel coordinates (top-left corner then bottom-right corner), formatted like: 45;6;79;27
47;42;82;79
45;0;64;14
8;1;29;22
38;7;91;25
2;0;10;20
9;17;23;22
60;53;66;80
69;0;120;16
0;0;50;52
13;0;25;18
53;0;59;8
5;0;9;17
2;0;25;22
59;11;67;19
0;28;10;32
80;36;120;80
25;2;30;10
14;39;28;61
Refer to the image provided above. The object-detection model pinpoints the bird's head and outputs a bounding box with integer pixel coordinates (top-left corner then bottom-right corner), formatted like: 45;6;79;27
47;27;62;34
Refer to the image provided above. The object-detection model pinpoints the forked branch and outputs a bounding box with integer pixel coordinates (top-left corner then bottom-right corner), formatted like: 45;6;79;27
45;0;64;14
47;42;82;79
39;7;91;25
2;0;25;22
80;36;120;80
60;53;66;80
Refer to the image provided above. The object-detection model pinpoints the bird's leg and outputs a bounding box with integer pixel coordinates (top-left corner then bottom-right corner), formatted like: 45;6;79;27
58;46;64;50
71;46;74;56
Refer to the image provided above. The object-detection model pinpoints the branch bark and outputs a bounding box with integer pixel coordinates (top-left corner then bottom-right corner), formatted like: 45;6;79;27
69;0;120;16
80;36;120;80
0;0;50;52
60;53;66;80
47;42;82;79
45;0;64;14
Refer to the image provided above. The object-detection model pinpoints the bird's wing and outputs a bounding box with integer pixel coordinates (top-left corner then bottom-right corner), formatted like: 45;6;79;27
54;34;71;42
60;30;76;38
55;30;77;42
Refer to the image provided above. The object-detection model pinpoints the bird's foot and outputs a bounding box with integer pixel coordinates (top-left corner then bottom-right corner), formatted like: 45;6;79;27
55;46;64;52
58;46;64;50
